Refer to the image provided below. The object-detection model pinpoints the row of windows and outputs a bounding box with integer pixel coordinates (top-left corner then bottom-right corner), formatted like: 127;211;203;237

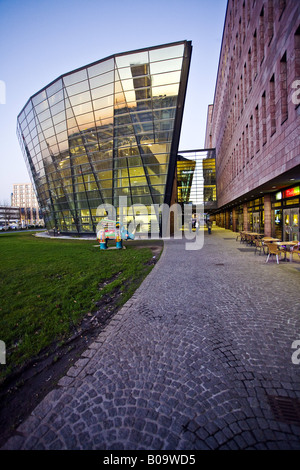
218;45;296;191
214;0;292;136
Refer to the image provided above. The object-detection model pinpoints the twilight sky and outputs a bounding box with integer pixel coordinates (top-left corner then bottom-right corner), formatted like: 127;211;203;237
0;0;227;203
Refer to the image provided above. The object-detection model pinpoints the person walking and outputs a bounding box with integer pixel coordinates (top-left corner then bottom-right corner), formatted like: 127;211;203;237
207;219;212;234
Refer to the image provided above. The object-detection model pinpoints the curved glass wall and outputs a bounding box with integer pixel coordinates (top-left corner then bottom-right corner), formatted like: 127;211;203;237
17;41;191;234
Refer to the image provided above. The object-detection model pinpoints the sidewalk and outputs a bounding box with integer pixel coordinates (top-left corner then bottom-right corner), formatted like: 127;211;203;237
2;228;300;450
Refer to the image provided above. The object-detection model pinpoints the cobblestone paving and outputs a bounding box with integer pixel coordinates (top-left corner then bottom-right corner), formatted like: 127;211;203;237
2;228;300;450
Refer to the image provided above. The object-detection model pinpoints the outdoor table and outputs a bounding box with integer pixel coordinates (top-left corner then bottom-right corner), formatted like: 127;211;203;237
275;241;298;262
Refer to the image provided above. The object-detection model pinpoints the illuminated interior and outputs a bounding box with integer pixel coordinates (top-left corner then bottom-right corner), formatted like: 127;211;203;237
17;42;191;234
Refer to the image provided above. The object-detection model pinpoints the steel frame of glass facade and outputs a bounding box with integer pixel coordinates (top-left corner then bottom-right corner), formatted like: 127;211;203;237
17;41;192;235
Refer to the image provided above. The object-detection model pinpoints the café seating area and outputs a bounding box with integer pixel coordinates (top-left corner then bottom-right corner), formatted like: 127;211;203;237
237;231;300;264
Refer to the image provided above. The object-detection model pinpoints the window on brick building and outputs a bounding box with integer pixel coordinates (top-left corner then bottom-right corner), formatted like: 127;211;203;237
242;131;245;168
279;0;286;21
250;115;254;158
248;48;252;91
262;91;267;145
270;74;276;136
242;2;246;42
247;0;251;25
244;63;247;101
246;124;249;164
259;7;265;65
295;26;300;80
253;31;258;80
280;52;288;124
255;105;260;153
267;0;274;45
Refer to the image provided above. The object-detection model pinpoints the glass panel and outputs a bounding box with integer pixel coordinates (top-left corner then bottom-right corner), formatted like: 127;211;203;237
26;109;34;124
152;71;181;87
87;59;114;78
46;79;63;98
54;121;67;134
150;58;183;74
72;102;93;115
69;91;91;106
94;107;113;123
63;69;88;86
93;95;114;110
32;90;47;106
91;83;114;100
117;67;134;80
37;108;51;122
116;51;149;68
43;127;55;139
56;130;68;142
48;90;64;106
24;101;33;116
76;112;95;130
152;83;179;98
89;71;114;89
149;44;184;62
40;118;53;131
51;100;65;115
66;80;90;96
52;111;66;125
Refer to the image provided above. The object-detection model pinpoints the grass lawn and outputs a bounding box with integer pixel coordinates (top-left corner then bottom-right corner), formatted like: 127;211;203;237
0;232;160;382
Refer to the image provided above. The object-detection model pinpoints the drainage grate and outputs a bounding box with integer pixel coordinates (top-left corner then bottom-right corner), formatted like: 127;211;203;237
215;263;225;266
267;395;300;426
238;248;255;252
224;238;235;240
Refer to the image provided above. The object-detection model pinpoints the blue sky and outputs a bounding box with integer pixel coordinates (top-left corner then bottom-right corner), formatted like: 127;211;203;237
0;0;227;202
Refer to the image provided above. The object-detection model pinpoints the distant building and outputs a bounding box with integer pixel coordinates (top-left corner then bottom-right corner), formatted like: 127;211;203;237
206;0;300;241
11;183;43;226
0;206;20;227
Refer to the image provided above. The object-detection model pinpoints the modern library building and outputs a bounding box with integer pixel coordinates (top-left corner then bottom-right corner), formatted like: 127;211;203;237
17;41;202;235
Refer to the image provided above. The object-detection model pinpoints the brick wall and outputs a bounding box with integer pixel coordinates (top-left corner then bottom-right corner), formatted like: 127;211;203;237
208;0;300;209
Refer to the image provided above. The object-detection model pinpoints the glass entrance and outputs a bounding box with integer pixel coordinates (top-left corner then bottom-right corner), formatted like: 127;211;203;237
283;208;299;241
253;212;260;233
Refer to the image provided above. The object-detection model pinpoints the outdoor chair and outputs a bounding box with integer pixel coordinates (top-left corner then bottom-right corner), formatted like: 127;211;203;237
265;243;284;264
239;232;246;243
290;243;300;261
254;238;265;255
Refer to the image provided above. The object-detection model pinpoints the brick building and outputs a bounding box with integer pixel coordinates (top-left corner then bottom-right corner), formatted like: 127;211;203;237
206;0;300;241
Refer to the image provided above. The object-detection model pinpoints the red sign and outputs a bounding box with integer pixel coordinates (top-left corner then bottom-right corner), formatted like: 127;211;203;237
283;186;300;198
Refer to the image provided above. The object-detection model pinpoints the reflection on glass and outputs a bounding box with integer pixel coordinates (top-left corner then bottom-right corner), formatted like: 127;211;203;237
17;41;190;233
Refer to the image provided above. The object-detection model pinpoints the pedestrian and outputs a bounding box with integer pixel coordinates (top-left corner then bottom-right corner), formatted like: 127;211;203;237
207;219;212;234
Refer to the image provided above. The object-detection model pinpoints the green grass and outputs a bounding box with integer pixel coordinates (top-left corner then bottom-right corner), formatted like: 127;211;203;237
0;232;158;382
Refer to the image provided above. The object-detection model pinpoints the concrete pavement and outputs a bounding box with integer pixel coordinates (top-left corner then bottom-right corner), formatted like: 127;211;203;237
2;228;300;450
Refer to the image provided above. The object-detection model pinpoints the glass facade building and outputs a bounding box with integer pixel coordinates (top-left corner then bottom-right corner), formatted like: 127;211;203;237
17;41;192;234
176;149;217;210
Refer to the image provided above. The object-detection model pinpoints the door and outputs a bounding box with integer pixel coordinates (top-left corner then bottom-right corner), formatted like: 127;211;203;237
253;212;260;233
283;208;299;241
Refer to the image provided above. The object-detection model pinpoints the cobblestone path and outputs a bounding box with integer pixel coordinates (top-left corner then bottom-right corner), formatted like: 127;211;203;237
2;228;300;450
